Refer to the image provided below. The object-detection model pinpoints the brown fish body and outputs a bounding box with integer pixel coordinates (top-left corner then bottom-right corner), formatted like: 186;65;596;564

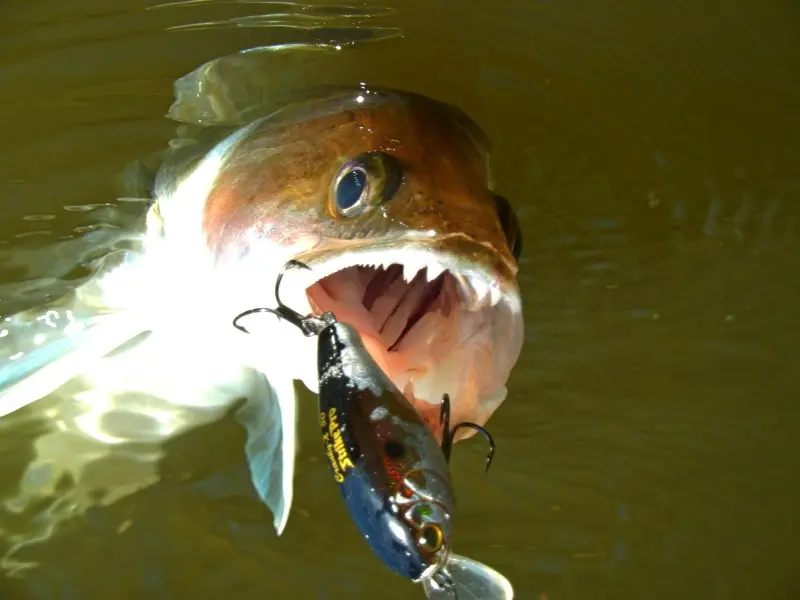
161;87;524;439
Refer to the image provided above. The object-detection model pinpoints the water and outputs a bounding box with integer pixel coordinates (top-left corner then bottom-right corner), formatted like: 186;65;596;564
2;0;799;598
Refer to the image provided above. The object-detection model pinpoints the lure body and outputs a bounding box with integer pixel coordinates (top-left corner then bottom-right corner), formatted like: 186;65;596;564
316;321;455;583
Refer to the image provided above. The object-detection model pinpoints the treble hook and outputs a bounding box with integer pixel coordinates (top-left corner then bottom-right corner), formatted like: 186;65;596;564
232;259;334;337
439;393;496;474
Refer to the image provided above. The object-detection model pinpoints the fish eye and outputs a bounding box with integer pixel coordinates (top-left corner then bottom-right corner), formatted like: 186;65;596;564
419;523;444;553
330;151;403;218
335;167;367;211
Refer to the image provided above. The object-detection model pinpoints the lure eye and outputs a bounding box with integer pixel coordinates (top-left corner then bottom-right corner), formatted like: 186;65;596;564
419;524;444;553
330;151;403;218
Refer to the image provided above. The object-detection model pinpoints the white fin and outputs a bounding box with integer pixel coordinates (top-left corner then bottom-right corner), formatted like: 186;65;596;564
0;309;147;419
0;244;155;419
235;370;297;535
423;553;514;600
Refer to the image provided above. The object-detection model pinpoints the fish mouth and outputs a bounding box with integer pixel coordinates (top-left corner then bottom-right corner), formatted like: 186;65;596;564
286;238;523;437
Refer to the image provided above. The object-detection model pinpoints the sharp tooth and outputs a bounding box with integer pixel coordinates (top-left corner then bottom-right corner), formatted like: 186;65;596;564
489;283;502;307
403;261;422;282
425;262;445;282
453;273;472;304
470;277;490;308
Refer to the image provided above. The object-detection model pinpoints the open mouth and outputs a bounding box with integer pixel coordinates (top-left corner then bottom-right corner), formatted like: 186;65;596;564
296;248;523;435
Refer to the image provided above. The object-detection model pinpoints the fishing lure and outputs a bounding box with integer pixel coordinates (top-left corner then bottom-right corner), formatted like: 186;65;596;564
234;260;496;596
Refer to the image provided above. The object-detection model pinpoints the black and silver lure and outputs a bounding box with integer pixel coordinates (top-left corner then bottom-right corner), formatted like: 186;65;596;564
233;260;497;597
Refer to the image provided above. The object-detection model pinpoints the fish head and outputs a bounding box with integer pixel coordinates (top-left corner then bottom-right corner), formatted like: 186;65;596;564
205;88;524;438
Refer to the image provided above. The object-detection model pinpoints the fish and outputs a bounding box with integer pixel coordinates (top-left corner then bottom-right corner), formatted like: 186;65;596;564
233;260;511;598
0;78;525;546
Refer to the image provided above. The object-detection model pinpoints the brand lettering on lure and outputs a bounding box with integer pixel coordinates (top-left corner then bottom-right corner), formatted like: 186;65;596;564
320;408;355;482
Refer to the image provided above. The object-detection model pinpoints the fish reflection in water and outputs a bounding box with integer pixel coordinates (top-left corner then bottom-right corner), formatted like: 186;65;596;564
0;44;523;592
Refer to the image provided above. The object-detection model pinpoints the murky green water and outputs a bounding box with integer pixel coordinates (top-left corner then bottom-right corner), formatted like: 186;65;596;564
2;0;800;598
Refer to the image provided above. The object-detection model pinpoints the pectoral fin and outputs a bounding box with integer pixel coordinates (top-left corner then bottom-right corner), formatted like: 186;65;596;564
236;371;297;535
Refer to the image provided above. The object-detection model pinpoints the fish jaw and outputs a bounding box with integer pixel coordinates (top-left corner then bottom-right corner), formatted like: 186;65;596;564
244;235;525;440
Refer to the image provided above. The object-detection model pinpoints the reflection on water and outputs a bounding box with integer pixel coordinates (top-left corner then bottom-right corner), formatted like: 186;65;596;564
2;0;800;598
